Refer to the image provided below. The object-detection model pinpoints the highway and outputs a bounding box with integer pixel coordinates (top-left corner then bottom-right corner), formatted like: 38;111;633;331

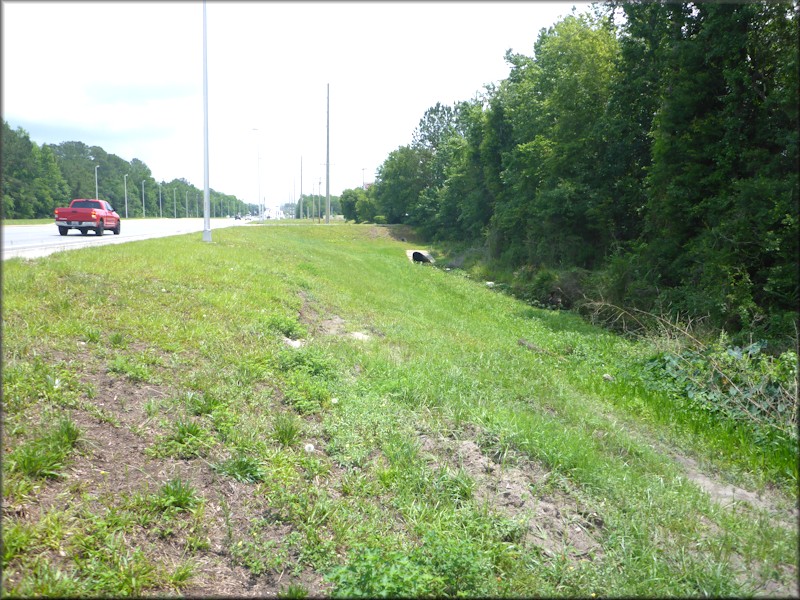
2;217;246;260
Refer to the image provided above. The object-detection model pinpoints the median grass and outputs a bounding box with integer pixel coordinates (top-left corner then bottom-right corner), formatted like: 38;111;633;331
2;223;797;597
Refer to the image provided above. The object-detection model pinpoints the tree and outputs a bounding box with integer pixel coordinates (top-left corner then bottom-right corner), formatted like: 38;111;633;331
487;13;619;267
339;188;363;222
2;122;37;218
373;145;430;224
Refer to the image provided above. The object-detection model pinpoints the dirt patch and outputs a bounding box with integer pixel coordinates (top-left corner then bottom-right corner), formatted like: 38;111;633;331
319;315;346;336
418;431;603;561
672;452;799;530
4;353;332;598
297;291;373;342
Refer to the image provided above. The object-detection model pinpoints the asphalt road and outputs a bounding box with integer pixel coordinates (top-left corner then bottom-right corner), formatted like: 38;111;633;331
2;217;247;260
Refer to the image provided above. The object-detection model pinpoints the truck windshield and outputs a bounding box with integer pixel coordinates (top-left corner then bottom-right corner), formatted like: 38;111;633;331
72;201;102;209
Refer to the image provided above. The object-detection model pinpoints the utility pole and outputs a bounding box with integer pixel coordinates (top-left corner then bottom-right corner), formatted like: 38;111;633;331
124;174;129;218
142;180;146;218
325;83;330;224
159;183;163;218
173;188;176;218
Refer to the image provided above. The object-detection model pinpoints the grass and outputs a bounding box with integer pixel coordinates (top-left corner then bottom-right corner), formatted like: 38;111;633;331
2;222;797;597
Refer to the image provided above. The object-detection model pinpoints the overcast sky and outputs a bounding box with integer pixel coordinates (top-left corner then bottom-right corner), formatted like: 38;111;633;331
3;1;592;211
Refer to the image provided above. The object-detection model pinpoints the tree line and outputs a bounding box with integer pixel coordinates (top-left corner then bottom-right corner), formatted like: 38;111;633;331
339;2;798;346
1;121;254;220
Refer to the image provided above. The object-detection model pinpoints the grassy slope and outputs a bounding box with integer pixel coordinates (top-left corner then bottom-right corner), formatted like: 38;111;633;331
2;223;797;597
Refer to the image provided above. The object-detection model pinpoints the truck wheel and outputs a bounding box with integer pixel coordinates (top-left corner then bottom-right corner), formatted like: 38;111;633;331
113;221;121;235
80;228;88;235
96;221;104;235
58;226;68;236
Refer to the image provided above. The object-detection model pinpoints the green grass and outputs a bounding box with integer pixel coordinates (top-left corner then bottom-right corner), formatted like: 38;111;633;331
2;223;797;597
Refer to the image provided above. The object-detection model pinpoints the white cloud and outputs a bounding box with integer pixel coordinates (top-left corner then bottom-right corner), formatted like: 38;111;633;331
3;1;589;209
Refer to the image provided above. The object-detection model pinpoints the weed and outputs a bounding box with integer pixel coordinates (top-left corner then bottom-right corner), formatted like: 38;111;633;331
108;354;152;383
264;313;308;340
279;583;310;598
273;412;302;447
213;454;266;483
283;372;330;414
327;546;443;597
184;390;221;416
149;419;215;458
8;416;81;478
231;538;288;575
433;466;474;506
156;478;200;511
167;560;195;589
277;346;337;379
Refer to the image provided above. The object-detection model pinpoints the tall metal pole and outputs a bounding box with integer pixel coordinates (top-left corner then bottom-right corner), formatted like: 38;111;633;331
202;0;212;241
173;188;176;218
141;180;146;218
300;156;303;219
124;174;129;218
325;83;330;224
159;183;163;218
95;165;100;199
185;190;189;217
252;128;260;219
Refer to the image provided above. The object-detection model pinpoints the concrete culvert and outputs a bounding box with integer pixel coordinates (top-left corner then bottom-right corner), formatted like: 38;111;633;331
413;251;431;263
407;249;434;264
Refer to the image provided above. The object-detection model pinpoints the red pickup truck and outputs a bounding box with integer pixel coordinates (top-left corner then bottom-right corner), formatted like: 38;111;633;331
54;199;121;236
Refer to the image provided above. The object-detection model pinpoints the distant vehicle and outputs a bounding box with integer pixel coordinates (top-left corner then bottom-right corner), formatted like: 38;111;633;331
54;199;121;236
234;214;242;220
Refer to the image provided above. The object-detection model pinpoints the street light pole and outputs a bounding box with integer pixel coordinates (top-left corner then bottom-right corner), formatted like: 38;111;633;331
252;127;261;219
173;188;176;218
325;83;330;224
124;174;129;218
159;183;163;218
300;156;303;219
202;0;212;242
141;180;146;218
95;165;100;199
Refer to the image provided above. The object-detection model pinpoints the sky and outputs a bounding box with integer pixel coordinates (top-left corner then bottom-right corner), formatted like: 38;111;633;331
3;1;592;211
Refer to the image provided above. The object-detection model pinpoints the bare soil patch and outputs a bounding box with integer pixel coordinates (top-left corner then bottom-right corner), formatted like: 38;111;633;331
418;428;604;561
5;350;331;597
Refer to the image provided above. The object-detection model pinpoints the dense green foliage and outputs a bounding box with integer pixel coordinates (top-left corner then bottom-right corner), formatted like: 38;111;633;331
343;2;798;347
1;121;252;219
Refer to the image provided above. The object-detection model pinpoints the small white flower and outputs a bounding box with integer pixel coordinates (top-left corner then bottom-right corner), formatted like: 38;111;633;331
331;397;338;405
161;288;167;293
304;443;315;453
